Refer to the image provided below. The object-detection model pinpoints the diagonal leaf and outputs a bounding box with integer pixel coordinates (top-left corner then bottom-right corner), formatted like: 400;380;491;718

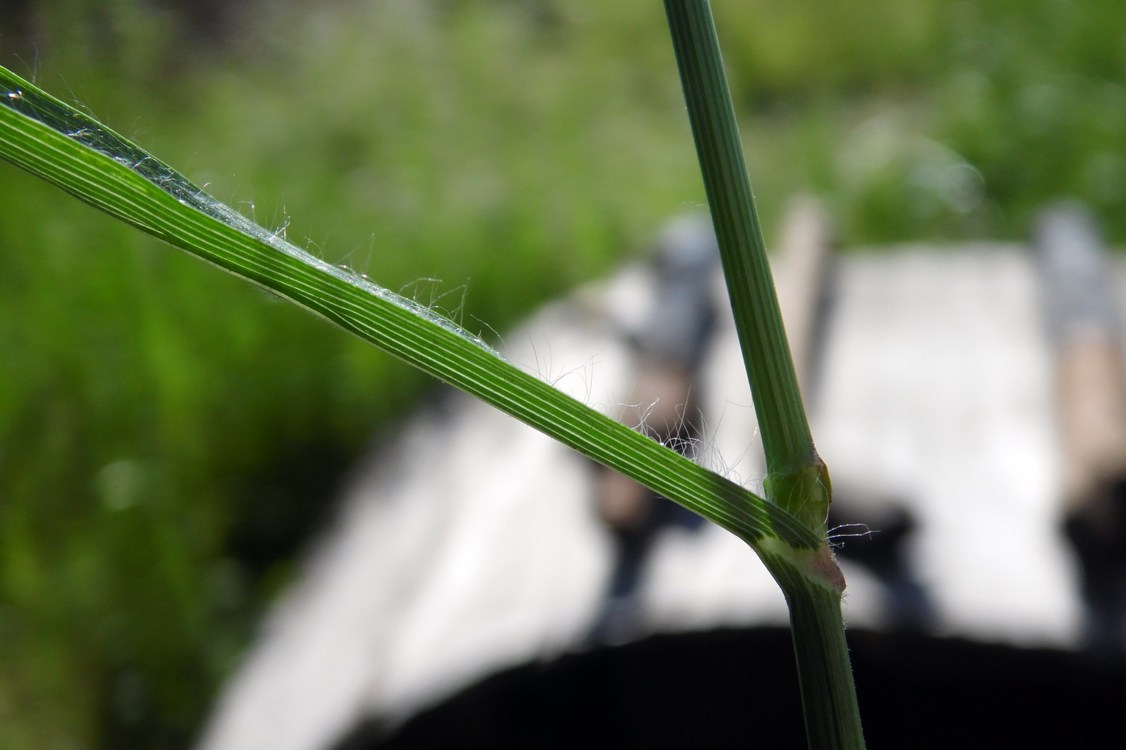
0;66;820;551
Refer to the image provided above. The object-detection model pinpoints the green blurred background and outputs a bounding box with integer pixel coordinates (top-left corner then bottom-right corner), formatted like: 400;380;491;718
0;0;1122;746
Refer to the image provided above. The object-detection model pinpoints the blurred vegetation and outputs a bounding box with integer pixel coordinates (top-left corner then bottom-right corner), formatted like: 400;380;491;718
0;0;1122;747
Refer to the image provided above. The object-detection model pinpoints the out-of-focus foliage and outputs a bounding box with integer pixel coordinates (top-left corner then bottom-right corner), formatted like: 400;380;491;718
0;0;1122;747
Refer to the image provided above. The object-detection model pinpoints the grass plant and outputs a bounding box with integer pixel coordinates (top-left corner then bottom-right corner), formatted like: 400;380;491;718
2;0;1121;745
1;2;862;744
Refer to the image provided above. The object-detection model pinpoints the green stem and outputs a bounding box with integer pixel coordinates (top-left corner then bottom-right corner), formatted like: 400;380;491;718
763;546;866;749
662;0;828;526
663;3;865;747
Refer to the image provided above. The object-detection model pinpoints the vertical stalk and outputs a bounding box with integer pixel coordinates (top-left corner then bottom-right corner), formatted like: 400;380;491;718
662;2;865;747
662;2;810;469
762;545;866;749
662;0;829;531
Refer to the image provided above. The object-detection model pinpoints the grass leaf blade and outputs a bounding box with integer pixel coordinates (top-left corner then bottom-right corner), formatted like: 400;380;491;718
0;66;820;551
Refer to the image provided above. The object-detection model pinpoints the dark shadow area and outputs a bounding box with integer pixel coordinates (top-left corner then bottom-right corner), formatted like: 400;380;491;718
225;438;354;583
339;627;1126;750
